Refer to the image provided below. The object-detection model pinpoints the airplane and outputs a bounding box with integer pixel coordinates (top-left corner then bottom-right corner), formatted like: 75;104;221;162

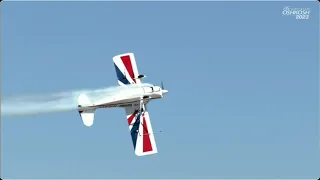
77;53;168;156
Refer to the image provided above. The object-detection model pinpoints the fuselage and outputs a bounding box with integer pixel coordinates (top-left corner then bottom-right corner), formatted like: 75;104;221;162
78;85;168;110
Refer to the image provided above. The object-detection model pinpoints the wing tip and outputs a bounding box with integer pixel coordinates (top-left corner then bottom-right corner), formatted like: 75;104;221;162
135;150;158;156
113;52;134;60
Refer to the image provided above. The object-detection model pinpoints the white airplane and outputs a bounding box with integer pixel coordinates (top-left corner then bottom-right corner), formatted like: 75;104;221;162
77;53;168;156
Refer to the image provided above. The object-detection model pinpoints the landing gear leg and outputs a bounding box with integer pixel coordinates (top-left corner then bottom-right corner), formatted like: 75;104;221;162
139;98;144;113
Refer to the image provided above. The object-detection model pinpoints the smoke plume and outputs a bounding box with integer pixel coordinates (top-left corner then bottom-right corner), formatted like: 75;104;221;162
1;84;150;117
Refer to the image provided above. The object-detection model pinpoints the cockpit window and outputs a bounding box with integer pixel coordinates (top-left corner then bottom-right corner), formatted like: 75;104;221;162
154;86;160;92
149;86;160;92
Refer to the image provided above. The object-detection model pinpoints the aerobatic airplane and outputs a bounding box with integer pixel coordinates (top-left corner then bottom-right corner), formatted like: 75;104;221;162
77;53;168;156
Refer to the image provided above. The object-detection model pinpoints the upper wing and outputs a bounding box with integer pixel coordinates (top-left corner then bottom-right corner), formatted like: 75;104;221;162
113;53;142;86
125;103;158;156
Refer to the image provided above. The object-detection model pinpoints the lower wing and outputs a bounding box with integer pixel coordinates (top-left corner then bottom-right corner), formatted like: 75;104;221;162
125;103;158;156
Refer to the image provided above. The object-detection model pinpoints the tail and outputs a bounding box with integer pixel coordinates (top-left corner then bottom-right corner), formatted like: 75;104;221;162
78;94;96;127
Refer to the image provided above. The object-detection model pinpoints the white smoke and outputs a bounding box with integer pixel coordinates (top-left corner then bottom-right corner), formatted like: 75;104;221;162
1;83;152;117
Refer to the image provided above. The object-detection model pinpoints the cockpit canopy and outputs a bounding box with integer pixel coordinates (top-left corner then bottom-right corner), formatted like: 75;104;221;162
153;86;161;92
147;85;161;93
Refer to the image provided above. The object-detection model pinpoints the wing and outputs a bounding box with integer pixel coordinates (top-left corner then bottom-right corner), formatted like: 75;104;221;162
113;53;142;86
125;103;158;156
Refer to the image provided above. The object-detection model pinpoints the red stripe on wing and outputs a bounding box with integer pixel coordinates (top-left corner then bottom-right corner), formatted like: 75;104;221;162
142;113;153;152
120;55;136;83
127;110;138;125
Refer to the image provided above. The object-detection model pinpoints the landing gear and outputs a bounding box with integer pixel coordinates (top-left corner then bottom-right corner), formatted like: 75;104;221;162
139;97;144;113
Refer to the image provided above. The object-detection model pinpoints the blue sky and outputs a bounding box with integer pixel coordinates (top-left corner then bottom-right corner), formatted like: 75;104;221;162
1;1;319;179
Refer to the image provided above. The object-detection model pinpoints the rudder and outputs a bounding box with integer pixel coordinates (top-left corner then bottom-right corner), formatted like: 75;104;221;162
78;94;95;127
78;109;95;127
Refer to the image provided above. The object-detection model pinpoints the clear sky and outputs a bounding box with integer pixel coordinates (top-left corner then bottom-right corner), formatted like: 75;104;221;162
1;1;319;179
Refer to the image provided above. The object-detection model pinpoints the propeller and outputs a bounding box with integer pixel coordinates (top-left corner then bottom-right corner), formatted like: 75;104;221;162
161;81;168;95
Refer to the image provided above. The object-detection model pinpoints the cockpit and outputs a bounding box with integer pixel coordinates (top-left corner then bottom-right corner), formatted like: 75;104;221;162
150;85;161;92
153;86;161;92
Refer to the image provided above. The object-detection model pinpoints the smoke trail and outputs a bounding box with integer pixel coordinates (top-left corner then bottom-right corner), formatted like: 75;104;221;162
1;84;151;117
